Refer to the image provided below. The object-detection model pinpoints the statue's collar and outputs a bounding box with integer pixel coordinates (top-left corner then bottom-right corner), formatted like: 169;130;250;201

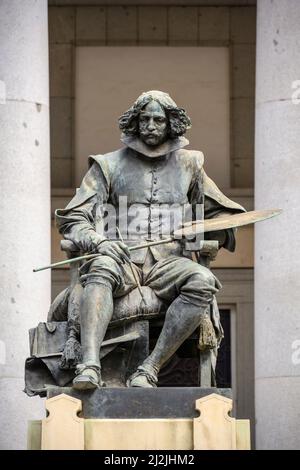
120;134;189;158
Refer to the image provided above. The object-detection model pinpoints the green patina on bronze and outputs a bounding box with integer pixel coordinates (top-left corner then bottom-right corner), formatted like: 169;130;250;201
26;91;280;395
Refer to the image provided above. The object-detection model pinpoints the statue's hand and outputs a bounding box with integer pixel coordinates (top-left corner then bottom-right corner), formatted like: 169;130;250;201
97;240;131;264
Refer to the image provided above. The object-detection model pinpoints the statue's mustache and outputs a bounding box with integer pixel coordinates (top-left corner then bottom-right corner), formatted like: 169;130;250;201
141;131;159;136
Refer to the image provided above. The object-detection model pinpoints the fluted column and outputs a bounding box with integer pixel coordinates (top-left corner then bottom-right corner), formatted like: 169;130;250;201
0;0;50;449
255;0;300;449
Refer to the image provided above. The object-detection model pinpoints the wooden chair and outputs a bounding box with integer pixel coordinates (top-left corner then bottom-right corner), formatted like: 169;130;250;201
24;238;220;396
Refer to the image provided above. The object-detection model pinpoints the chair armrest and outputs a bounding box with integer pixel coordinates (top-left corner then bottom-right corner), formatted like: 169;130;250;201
185;239;219;259
60;240;81;286
199;240;219;261
197;241;219;268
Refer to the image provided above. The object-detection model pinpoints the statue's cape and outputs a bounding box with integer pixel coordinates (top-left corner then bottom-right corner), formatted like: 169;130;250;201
202;172;244;213
59;145;245;214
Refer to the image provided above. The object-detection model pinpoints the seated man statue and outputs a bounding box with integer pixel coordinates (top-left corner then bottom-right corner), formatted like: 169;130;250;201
55;90;244;390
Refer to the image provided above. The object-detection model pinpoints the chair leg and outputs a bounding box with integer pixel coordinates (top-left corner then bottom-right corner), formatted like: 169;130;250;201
125;320;149;379
199;349;212;387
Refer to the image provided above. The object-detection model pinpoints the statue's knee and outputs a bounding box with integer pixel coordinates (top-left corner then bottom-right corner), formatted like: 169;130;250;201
90;255;119;272
189;268;215;287
81;255;119;290
181;270;218;304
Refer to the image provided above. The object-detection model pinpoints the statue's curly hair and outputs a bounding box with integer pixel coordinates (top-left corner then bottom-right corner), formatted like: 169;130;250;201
118;90;192;139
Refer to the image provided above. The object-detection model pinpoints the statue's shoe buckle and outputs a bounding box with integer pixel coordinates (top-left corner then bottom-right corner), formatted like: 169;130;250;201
127;366;158;388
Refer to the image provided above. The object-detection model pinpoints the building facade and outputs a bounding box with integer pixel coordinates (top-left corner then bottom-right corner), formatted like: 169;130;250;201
0;0;299;450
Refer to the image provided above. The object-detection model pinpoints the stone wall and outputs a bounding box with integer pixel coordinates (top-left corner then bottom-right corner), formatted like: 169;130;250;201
49;4;256;188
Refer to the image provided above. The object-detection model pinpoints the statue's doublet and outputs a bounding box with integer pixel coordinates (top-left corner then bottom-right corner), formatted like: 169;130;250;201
56;138;244;263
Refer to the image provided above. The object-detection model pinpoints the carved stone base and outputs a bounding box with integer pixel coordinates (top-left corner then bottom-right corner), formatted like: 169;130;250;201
28;389;251;450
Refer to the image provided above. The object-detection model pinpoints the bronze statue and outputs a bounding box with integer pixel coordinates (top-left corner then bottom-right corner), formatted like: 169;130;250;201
53;90;245;390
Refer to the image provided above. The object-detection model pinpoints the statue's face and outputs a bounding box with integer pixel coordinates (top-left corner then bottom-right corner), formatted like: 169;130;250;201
138;100;168;146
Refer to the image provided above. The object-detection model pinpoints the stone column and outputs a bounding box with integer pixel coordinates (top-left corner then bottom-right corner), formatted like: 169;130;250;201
255;0;300;449
0;1;50;449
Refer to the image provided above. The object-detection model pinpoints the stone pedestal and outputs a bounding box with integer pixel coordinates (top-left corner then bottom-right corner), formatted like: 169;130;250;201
28;389;251;450
47;386;232;419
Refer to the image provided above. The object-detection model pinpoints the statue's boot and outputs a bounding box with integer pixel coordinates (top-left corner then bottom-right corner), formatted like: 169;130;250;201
126;364;158;388
73;362;104;390
127;296;210;387
72;283;113;389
